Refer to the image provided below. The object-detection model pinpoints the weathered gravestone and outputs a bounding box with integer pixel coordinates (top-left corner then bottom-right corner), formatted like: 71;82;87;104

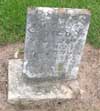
23;7;90;80
8;7;91;104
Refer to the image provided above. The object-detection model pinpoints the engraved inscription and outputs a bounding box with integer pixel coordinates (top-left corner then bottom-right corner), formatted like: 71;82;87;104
23;8;90;79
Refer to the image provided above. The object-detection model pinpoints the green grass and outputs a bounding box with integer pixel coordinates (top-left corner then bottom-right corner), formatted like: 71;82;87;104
0;0;100;48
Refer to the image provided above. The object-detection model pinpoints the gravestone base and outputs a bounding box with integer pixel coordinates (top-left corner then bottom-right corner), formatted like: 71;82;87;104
8;59;80;104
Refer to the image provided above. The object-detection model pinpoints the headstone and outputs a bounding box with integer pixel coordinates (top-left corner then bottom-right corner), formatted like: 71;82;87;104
23;7;90;80
8;7;91;104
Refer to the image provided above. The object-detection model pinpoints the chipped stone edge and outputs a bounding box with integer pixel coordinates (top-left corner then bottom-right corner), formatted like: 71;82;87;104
27;7;91;15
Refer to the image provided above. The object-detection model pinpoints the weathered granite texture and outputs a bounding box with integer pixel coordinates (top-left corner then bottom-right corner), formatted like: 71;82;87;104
23;7;91;79
8;59;80;104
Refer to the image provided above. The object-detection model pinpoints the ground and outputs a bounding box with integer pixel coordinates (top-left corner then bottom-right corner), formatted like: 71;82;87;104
0;43;100;111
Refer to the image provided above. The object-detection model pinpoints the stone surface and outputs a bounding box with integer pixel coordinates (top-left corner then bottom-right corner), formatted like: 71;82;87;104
8;59;80;104
23;7;91;79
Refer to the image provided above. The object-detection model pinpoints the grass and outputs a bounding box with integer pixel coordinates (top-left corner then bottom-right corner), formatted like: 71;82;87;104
0;0;100;48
